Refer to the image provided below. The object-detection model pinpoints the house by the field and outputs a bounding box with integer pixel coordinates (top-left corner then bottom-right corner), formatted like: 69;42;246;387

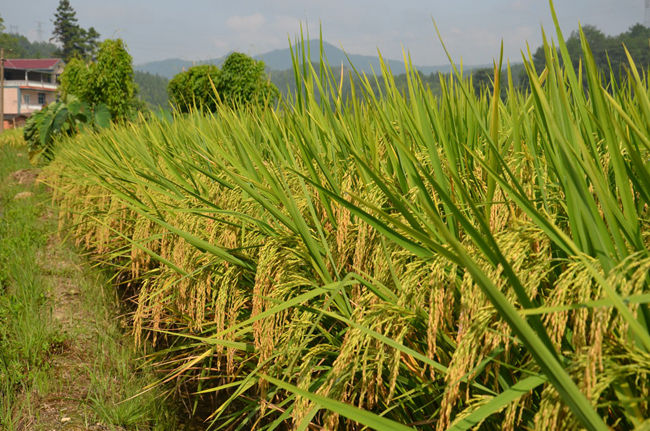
2;58;64;129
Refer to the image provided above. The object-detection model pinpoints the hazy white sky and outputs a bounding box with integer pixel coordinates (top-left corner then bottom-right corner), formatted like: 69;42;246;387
1;0;646;65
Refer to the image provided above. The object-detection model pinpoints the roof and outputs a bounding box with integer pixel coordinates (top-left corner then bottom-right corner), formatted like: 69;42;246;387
4;58;63;71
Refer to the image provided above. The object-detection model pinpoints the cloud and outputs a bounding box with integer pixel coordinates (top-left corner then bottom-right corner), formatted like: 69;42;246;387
272;15;302;34
226;13;266;32
510;0;532;12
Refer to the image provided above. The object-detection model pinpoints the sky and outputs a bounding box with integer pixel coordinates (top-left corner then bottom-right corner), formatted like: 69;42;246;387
1;0;647;66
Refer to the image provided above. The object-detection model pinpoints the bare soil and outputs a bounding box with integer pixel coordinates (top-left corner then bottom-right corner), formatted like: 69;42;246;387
9;169;39;186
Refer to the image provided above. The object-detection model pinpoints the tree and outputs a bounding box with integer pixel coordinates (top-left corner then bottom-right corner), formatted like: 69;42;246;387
59;57;91;98
52;0;80;60
168;65;221;113
531;23;650;82
618;24;650;69
167;53;279;113
471;68;495;96
81;26;100;59
219;52;279;106
51;0;100;61
0;13;59;58
87;39;135;119
59;39;136;120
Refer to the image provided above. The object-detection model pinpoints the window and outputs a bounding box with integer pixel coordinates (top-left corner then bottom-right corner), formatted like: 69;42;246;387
23;94;30;105
38;93;46;105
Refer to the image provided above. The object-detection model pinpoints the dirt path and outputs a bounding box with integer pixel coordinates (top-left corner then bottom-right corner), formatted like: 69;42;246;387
24;238;113;431
0;148;180;431
6;167;111;431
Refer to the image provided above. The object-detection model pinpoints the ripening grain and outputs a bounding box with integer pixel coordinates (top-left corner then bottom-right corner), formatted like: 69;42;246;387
45;14;650;431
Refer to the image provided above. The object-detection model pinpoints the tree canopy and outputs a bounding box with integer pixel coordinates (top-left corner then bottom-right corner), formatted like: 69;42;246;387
51;0;100;61
468;23;650;95
59;39;136;120
167;53;279;113
219;53;279;106
168;64;221;113
532;23;650;77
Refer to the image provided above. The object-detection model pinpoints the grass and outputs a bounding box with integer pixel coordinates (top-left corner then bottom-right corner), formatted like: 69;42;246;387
43;3;650;430
0;128;26;147
0;139;179;430
44;240;182;430
78;264;180;430
0;143;61;427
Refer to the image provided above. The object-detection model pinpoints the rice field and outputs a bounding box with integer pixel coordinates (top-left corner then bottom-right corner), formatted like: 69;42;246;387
44;11;650;431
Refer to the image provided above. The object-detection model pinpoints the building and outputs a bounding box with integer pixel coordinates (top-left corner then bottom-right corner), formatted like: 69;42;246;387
2;58;64;129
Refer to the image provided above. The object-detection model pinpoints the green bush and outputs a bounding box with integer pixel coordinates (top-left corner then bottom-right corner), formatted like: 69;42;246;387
23;97;109;164
219;52;279;107
167;64;220;113
59;57;91;99
58;39;136;121
167;52;278;113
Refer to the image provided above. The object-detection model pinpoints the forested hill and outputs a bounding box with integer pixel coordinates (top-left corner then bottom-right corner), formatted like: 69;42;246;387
532;24;650;73
468;23;650;95
0;32;58;58
134;71;169;109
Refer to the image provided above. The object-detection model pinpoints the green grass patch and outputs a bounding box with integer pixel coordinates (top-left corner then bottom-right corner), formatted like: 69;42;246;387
0;144;179;430
0;145;60;428
78;265;180;430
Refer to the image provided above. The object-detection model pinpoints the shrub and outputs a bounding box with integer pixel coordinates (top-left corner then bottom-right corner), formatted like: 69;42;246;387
167;65;220;113
219;52;279;107
167;52;278;113
23;97;109;163
58;39;136;121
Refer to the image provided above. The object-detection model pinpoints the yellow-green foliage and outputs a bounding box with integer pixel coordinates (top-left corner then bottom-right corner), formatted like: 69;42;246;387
44;15;650;431
0;128;25;147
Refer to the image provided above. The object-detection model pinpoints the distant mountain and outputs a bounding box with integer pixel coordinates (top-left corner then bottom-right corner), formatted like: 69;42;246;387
135;40;488;79
254;40;422;74
134;71;169;108
135;58;195;79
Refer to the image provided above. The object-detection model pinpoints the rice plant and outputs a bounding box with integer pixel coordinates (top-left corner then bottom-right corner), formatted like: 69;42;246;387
44;3;650;429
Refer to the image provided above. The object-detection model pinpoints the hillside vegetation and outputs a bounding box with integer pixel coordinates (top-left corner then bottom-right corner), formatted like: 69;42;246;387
42;14;650;431
0;32;58;58
134;71;170;109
